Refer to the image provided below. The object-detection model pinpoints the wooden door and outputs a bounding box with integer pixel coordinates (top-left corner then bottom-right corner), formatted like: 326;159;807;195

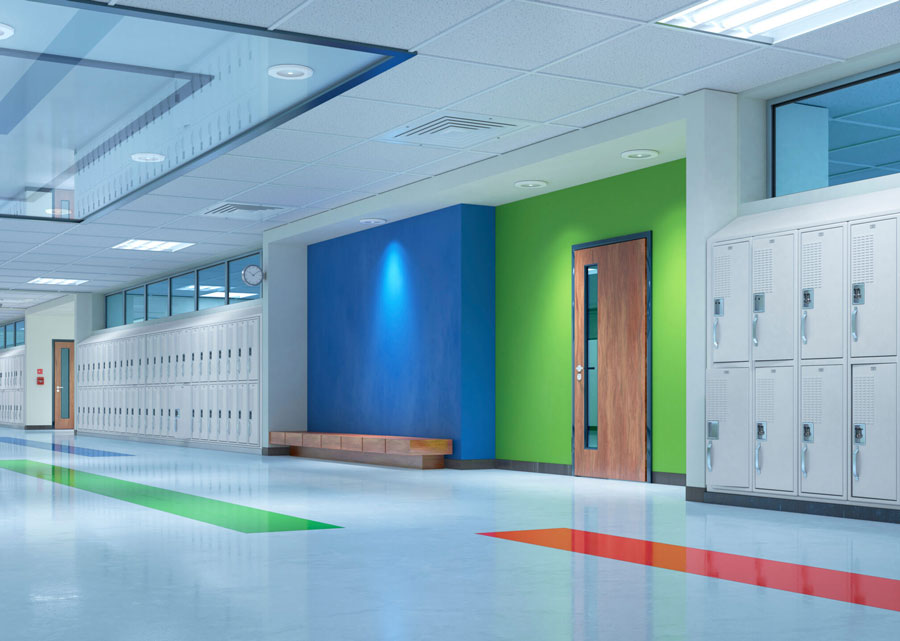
54;341;74;430
573;237;648;481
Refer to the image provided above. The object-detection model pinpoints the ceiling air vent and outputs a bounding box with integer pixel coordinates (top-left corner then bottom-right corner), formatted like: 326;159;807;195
199;202;289;221
378;113;529;149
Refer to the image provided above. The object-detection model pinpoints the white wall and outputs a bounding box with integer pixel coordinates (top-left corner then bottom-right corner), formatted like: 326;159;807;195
25;297;75;427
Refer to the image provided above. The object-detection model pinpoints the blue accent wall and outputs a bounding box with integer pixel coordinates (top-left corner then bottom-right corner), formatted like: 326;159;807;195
308;204;495;460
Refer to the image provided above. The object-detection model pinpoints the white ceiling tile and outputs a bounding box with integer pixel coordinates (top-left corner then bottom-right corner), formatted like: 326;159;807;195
778;3;900;59
543;24;756;88
279;0;500;49
652;48;833;95
421;1;636;70
94;210;184;227
118;194;217;215
0;219;67;234
231;129;363;163
407;151;496;176
267;208;326;224
236;184;342;207
0;231;58;244
346;56;521;108
473;123;575;153
150;176;257;201
43;235;124;248
188;154;302;183
454;75;630;121
161;217;253;232
356;173;428;193
536;0;695;21
112;0;303;28
325;141;456;172
273;165;393;190
309;192;373;210
280;97;433;138
66;224;157;239
553;91;675;127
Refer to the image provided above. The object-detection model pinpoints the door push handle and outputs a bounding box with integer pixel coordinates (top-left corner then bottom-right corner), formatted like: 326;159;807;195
851;307;859;342
575;365;583;372
801;444;808;478
800;310;808;345
853;446;860;481
712;318;719;349
752;314;759;346
755;442;761;474
706;441;712;471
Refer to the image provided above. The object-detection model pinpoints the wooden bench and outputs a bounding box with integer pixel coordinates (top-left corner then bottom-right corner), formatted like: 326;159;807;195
269;432;453;469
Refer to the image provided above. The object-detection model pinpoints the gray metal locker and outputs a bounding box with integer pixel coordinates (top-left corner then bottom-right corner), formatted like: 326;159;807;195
711;242;750;363
800;365;844;497
224;323;235;381
190;385;200;439
216;325;226;382
752;234;794;361
247;318;259;380
850;219;897;358
248;383;259;446
851;363;897;501
706;367;750;489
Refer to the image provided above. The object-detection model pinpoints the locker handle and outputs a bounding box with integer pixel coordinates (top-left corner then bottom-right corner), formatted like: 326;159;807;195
706;441;712;471
755;442;761;474
800;310;808;345
712;318;719;349
853;445;860;481
801;444;807;478
752;314;759;347
851;307;859;342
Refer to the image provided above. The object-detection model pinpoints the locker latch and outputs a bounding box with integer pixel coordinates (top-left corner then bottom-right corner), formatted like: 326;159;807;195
706;421;719;440
802;289;814;310
756;422;767;441
854;423;866;445
852;283;865;305
802;422;814;443
753;293;765;313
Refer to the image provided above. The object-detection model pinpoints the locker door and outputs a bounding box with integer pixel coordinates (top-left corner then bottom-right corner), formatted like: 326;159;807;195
706;367;750;489
190;329;199;383
801;365;844;497
214;385;225;440
235;321;247;381
850;219;897;357
247;318;259;380
752;234;794;361
200;385;210;440
851;363;897;501
179;331;189;383
223;384;234;442
248;383;259;446
114;341;122;385
754;366;795;493
138;336;147;385
711;242;750;363
216;325;226;382
190;385;199;439
205;327;215;382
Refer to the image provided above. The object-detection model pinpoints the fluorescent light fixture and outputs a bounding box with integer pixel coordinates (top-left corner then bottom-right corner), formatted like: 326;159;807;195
621;149;659;160
514;180;548;189
659;0;896;43
112;239;194;252
268;64;314;80
131;152;166;163
0;23;14;40
28;278;87;286
200;292;256;299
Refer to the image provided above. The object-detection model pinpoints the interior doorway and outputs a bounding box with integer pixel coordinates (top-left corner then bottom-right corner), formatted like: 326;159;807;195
53;340;75;430
572;233;650;481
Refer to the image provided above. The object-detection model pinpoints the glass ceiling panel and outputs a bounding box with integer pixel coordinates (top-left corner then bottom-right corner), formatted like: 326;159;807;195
0;0;411;221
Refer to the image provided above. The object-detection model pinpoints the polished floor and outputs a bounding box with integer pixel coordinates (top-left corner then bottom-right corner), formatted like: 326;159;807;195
1;427;899;640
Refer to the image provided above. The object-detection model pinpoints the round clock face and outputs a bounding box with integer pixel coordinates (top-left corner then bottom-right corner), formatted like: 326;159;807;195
241;264;263;287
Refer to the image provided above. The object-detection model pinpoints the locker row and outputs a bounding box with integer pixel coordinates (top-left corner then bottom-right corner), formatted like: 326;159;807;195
77;383;260;446
706;363;897;504
0;353;24;390
711;218;897;362
78;317;259;387
0;389;24;425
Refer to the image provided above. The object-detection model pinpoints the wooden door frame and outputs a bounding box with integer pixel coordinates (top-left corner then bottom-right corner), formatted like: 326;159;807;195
52;339;75;430
571;232;652;480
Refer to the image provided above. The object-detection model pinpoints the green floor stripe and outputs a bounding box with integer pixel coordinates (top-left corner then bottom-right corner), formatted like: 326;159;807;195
0;460;340;533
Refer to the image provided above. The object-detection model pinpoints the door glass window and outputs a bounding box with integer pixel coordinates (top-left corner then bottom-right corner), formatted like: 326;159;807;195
585;266;598;450
60;347;70;419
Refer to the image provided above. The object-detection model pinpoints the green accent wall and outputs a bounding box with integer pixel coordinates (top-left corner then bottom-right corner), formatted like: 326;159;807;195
495;159;686;473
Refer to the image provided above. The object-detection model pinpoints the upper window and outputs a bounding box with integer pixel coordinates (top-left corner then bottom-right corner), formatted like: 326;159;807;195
228;254;262;303
147;280;169;320
5;324;14;348
14;321;24;346
125;287;146;325
773;67;900;197
106;292;124;329
197;264;227;310
170;273;196;316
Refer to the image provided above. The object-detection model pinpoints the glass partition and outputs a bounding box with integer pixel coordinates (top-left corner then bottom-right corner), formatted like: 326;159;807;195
197;264;226;310
4;325;13;348
147;280;169;320
170;273;196;316
106;292;124;328
15;321;24;346
125;287;146;324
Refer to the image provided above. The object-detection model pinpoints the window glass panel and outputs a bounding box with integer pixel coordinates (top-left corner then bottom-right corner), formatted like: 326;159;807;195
773;69;900;196
228;253;261;303
5;324;13;348
171;273;196;316
125;287;146;324
197;263;226;310
585;266;598;450
147;280;169;320
15;321;24;346
106;292;124;328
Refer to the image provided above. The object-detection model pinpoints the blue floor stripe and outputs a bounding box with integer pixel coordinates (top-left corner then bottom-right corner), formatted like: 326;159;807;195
0;437;131;458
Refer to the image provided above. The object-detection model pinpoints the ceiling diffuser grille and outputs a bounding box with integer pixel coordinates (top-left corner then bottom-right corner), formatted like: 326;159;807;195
379;113;528;148
199;202;289;221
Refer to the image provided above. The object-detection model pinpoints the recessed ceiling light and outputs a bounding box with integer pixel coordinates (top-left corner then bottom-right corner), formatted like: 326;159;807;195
268;64;314;80
112;239;194;252
359;218;387;225
621;149;659;160
44;208;70;216
28;278;87;286
659;0;896;44
514;180;548;189
131;152;166;163
0;23;14;40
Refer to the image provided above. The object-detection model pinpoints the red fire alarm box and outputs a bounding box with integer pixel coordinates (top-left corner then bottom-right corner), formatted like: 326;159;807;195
37;368;43;375
36;376;44;385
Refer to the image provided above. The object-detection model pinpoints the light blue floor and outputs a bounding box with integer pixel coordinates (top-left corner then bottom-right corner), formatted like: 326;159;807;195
1;425;899;641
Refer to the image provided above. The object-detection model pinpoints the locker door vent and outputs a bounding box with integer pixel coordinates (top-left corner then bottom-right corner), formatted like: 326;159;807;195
713;255;731;297
851;234;875;284
706;379;728;420
753;248;774;294
756;376;775;421
801;242;823;289
852;375;876;424
801;377;823;423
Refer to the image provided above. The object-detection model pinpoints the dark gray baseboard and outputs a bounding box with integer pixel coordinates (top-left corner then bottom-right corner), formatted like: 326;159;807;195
262;446;290;456
494;459;574;475
686;486;705;502
444;458;495;470
25;425;54;431
651;472;686;486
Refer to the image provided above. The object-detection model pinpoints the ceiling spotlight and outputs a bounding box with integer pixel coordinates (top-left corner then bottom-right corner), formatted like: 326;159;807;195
131;152;166;163
514;180;548;189
0;23;14;40
268;64;314;80
359;218;387;225
621;149;659;160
